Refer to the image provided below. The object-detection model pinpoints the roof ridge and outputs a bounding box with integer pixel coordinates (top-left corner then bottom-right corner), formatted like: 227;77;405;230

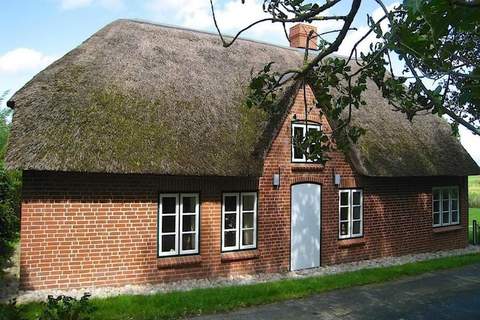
117;18;305;53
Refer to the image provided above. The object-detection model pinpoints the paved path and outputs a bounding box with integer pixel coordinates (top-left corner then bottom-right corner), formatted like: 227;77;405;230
193;263;480;320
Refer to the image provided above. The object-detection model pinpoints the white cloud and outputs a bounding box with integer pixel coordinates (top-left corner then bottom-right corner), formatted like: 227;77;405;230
0;48;57;75
146;0;343;46
337;2;399;57
59;0;124;10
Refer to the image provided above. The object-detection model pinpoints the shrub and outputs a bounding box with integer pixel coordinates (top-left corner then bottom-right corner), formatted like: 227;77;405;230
38;293;95;320
470;193;480;208
0;166;21;271
0;300;24;320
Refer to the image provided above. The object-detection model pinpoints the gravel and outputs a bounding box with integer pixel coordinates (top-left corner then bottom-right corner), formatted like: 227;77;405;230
4;246;480;304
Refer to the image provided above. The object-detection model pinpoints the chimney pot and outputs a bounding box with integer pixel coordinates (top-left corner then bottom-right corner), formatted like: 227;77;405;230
289;24;318;50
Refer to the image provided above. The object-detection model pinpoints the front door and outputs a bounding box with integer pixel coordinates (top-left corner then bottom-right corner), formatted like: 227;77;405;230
291;183;321;271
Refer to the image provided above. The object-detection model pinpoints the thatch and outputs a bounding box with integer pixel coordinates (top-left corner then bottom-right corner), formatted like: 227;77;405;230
6;19;479;177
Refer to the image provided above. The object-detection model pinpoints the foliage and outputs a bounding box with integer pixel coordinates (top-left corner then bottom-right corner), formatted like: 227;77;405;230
211;0;480;163
15;253;480;320
0;91;21;272
36;294;95;320
469;176;480;208
0;300;25;320
468;208;480;243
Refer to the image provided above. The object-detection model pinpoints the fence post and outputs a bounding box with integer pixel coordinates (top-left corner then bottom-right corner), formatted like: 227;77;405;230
474;220;478;245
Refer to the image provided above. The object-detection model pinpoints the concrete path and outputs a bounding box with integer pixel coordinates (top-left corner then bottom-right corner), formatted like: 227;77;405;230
193;263;480;320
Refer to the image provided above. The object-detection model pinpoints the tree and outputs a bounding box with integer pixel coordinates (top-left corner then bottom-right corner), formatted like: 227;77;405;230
0;91;21;272
210;0;480;163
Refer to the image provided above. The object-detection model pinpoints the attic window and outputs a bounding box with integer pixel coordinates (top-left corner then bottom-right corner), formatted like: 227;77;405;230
291;123;321;162
432;187;459;227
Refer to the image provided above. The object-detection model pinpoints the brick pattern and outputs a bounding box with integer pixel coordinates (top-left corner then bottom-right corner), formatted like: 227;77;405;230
20;86;468;290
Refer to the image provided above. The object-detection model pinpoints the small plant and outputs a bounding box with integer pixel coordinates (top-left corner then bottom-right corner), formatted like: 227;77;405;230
37;293;95;320
0;299;24;320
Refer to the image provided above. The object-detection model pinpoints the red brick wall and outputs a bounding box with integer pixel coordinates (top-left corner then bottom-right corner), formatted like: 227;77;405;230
20;86;468;290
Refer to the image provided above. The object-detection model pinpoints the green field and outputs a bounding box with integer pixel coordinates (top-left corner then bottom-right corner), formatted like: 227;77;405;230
470;176;480;208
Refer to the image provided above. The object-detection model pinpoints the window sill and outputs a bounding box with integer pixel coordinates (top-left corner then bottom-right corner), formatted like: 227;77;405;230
221;250;259;262
338;238;366;248
433;225;462;234
291;164;325;172
157;255;202;269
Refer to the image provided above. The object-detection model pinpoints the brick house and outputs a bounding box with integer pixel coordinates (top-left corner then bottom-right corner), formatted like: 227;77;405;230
5;20;480;290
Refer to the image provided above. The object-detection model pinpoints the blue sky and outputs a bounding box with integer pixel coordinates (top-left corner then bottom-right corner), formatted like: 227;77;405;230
1;0;479;164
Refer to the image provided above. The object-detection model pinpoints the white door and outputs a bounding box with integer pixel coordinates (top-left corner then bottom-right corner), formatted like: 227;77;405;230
291;183;321;271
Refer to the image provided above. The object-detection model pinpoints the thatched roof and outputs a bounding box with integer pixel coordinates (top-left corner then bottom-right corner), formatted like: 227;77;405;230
6;19;479;177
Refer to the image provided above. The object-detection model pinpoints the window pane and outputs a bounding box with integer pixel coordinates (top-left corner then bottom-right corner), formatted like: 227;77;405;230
353;221;361;235
442;199;449;212
442;189;449;199
353;206;361;220
340;222;349;236
340;207;349;221
225;213;236;229
224;196;237;212
340;192;349;206
451;211;459;223
182;196;196;213
433;212;440;225
182;215;196;232
242;230;254;246
433;190;440;201
293;127;304;159
442;211;450;224
182;234;195;251
433;200;440;213
162;216;176;233
242;195;255;211
161;235;175;252
224;231;236;247
450;189;458;200
243;213;254;229
162;197;176;214
451;199;458;211
352;191;361;206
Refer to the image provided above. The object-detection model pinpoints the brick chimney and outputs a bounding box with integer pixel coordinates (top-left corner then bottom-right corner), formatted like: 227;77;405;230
289;24;318;50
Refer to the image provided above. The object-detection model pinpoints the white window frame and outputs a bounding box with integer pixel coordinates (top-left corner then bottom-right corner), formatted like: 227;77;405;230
339;189;363;239
158;193;199;257
432;186;459;227
222;192;257;252
291;123;321;163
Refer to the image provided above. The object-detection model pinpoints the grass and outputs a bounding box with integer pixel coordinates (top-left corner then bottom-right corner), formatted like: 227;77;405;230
17;253;480;320
469;176;480;208
469;208;480;243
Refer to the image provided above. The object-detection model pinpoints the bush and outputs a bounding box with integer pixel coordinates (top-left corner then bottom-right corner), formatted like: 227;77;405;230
38;293;95;320
0;165;21;271
0;300;24;320
470;193;480;208
0;166;21;271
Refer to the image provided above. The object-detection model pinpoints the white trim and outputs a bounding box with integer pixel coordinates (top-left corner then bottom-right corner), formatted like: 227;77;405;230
432;186;459;227
159;194;179;257
222;192;258;251
158;193;199;257
291;123;321;162
338;189;363;239
179;193;199;255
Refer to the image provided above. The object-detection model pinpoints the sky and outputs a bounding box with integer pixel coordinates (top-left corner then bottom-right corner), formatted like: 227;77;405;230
0;0;478;164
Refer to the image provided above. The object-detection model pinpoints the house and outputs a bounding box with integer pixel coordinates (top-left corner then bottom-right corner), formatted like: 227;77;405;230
5;19;480;290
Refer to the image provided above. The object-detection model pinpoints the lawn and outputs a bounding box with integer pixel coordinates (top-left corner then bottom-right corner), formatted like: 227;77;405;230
17;253;480;320
470;175;480;208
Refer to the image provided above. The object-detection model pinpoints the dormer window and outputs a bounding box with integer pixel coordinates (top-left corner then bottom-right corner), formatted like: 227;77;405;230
291;123;321;162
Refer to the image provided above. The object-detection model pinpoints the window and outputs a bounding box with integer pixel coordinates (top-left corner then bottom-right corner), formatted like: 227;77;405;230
291;123;321;162
158;193;199;257
222;192;257;251
339;189;363;239
433;187;459;227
